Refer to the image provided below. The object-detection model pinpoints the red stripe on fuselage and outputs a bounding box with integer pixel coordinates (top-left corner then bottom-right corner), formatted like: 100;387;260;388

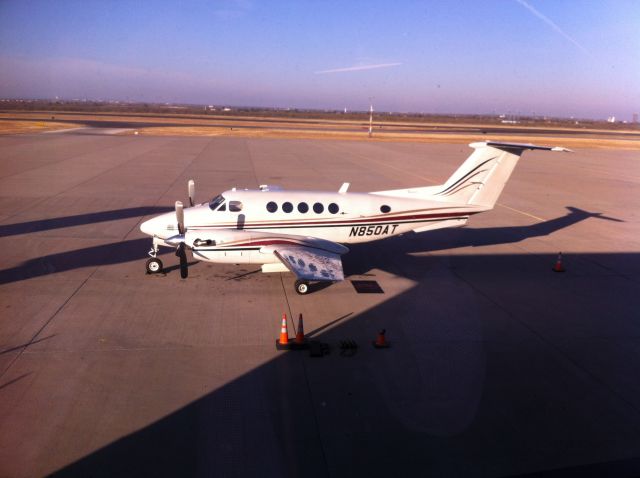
189;211;474;230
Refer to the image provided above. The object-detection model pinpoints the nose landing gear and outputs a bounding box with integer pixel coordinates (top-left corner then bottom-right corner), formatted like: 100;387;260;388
146;239;163;274
146;257;163;274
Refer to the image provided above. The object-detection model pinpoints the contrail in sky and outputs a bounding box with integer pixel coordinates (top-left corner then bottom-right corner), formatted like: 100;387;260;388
515;0;589;54
315;63;402;74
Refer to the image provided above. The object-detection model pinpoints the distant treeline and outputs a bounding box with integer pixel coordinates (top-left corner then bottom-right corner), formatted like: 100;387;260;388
0;99;631;129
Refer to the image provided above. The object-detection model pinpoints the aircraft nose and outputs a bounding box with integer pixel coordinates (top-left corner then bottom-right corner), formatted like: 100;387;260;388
140;217;157;236
140;214;171;237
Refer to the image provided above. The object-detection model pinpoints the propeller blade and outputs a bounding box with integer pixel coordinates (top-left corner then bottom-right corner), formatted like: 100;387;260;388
175;201;185;235
176;242;188;279
188;180;195;207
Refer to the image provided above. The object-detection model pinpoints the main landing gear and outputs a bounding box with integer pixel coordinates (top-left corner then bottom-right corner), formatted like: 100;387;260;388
295;280;310;295
146;239;163;274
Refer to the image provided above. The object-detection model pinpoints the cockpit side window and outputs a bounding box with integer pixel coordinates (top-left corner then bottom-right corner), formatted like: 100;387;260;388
229;201;243;212
209;195;225;211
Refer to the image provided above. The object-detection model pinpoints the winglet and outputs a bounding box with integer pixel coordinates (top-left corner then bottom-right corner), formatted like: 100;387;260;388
339;183;350;194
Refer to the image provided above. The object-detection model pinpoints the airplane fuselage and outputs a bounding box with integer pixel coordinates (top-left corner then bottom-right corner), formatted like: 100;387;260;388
140;188;478;265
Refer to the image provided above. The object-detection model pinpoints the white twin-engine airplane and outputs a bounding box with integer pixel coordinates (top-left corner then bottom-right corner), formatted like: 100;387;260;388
140;141;570;294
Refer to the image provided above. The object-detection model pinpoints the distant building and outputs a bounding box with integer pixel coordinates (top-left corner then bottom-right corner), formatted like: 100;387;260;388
607;116;616;123
633;113;638;124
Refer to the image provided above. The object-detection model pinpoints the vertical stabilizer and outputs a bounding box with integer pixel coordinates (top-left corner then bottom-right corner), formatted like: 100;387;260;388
435;142;570;208
435;143;520;208
371;142;570;207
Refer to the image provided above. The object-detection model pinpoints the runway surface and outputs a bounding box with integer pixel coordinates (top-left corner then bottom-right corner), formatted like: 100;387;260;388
0;133;639;477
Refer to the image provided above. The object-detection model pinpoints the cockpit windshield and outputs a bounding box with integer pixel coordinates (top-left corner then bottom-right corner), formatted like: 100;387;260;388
209;194;226;211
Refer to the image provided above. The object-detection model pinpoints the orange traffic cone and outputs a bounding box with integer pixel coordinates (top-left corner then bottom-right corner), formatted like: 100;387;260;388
552;252;565;273
295;313;305;344
278;314;289;346
373;329;390;349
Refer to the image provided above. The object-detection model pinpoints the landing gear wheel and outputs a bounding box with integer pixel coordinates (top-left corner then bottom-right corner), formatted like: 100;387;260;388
146;257;163;274
295;280;310;295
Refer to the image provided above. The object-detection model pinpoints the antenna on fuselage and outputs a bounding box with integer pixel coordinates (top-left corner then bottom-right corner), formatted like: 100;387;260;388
368;98;374;138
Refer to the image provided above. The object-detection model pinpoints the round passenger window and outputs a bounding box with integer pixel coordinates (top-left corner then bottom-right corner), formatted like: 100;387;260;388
328;203;339;214
380;205;391;213
297;202;309;213
266;201;277;213
313;202;324;214
282;202;293;213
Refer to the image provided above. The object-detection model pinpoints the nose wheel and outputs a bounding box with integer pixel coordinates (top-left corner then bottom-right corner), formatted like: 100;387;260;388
295;280;310;295
146;257;164;274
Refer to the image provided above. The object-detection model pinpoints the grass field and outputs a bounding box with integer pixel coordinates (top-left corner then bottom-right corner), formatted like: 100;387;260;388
0;119;83;135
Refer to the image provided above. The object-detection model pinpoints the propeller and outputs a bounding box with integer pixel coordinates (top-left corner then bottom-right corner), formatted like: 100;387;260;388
188;179;195;207
175;200;185;234
176;242;188;279
173;200;188;278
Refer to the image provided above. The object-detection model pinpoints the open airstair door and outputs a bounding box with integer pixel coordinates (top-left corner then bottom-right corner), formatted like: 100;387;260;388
273;246;345;282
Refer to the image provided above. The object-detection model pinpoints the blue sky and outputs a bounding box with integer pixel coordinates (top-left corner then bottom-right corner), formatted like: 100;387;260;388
0;0;638;119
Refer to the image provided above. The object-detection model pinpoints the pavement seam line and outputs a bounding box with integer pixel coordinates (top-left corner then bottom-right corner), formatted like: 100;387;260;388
319;141;441;185
1;136;144;219
0;136;210;379
496;203;545;222
0;134;125;181
121;137;212;240
450;264;640;419
277;273;332;478
244;139;262;188
0;273;92;379
299;346;332;478
278;273;294;332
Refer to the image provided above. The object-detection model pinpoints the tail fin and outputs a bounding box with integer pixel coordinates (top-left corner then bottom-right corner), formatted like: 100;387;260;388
372;142;571;209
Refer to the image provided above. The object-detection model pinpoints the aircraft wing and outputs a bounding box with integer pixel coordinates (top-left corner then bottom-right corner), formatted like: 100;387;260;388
271;246;345;281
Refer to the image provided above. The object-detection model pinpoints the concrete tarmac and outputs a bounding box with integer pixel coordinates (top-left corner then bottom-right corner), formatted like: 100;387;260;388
0;133;639;477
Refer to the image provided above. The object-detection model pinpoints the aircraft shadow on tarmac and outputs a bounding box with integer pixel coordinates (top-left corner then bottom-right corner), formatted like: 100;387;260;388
344;206;623;278
0;205;621;286
48;248;640;477
3;204;639;476
0;206;172;238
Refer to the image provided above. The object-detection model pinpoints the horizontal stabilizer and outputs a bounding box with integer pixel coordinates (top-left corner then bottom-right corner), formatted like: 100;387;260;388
476;141;573;153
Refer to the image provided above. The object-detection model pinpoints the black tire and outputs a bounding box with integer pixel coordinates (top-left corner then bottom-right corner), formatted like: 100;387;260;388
146;257;163;274
295;280;310;295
